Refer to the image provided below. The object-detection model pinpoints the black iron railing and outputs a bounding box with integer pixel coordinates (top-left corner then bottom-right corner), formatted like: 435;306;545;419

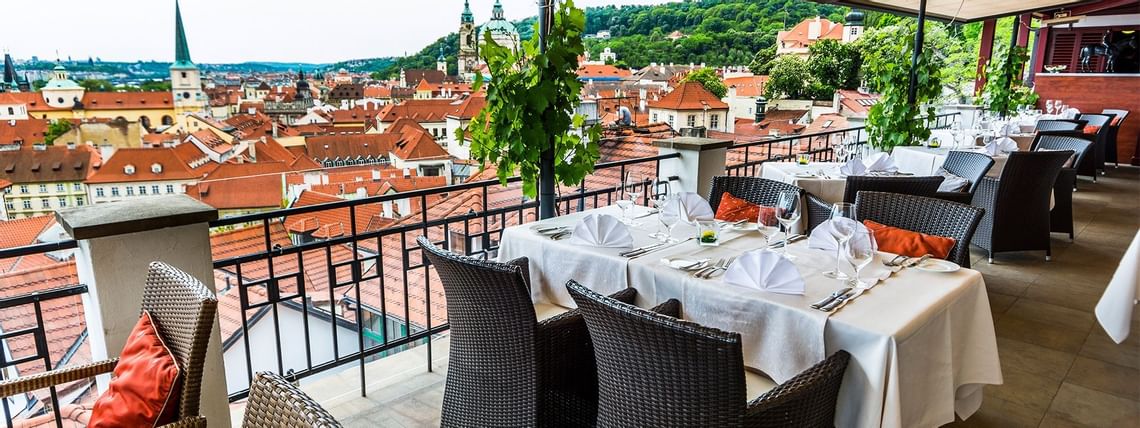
210;153;678;401
0;241;85;428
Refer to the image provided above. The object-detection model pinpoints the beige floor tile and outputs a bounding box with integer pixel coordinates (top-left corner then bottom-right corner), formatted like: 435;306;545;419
980;272;1034;297
1024;276;1107;313
1080;329;1140;370
996;337;1077;382
996;315;1090;353
1004;299;1095;332
988;292;1018;318
945;395;1044;428
1040;383;1140;427
1065;356;1140;401
985;365;1065;415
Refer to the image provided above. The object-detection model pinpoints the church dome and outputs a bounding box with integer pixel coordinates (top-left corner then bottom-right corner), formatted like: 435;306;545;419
845;10;865;26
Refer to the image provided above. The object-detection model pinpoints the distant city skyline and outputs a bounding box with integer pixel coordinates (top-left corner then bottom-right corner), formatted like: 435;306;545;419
0;0;674;64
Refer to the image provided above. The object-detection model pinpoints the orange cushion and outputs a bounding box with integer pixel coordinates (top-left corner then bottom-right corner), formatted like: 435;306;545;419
715;192;775;223
863;220;956;260
1083;125;1101;135
89;311;182;428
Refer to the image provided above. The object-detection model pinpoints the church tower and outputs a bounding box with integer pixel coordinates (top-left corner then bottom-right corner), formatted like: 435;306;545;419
171;0;206;115
437;46;447;74
457;0;477;80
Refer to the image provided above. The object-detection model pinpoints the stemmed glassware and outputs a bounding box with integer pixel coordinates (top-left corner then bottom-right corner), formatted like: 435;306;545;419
834;136;850;162
774;191;801;260
756;205;779;246
650;192;681;242
1045;100;1055;115
615;173;643;224
823;203;858;279
844;229;878;288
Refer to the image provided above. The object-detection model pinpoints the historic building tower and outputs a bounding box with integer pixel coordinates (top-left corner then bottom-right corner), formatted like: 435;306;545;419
170;0;207;115
457;0;478;80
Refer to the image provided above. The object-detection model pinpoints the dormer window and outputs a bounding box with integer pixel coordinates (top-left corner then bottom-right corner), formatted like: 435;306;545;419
124;164;136;175
151;163;163;174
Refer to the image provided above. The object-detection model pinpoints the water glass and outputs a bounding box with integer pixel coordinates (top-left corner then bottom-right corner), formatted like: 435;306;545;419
697;220;720;246
823;203;858;280
774;191;801;260
844;230;878;288
797;153;811;165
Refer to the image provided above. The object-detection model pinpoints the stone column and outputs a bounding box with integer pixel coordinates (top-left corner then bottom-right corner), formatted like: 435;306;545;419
57;195;231;428
653;136;733;198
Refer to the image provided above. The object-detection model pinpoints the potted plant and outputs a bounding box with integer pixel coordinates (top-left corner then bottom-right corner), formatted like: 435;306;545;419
858;23;945;152
461;0;600;210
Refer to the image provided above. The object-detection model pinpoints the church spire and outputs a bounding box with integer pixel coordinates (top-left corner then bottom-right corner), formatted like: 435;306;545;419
173;0;193;67
2;53;15;88
461;0;473;23
492;0;504;20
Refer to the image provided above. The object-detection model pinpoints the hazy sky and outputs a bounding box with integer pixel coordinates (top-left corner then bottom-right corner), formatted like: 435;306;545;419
1;0;673;64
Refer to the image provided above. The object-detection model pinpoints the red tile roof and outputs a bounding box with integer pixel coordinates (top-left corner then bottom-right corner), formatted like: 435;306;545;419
389;119;449;161
0;261;89;376
724;75;768;97
0;145;98;184
80;92;173;111
285;190;384;235
577;64;632;79
303;134;398;162
837;89;879;116
376;99;460;123
363;86;392;98
330;106;381;125
0;216;55;249
85;146;208;184
186;174;284;210
187;130;233;155
648;82;728;110
778;17;845;50
0;118;48;145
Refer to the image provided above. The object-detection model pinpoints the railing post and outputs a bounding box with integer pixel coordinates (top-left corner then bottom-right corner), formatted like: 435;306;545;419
652;136;733;198
55;195;232;428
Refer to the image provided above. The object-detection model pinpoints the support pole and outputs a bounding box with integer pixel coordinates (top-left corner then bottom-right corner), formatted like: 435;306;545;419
975;19;997;95
906;0;928;106
538;0;556;219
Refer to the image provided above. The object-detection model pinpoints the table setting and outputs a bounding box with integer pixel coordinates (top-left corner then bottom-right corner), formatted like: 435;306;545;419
498;192;1002;427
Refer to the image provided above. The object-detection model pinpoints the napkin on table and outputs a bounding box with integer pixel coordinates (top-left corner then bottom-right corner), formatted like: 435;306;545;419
664;192;714;222
723;249;806;295
839;157;866;176
863;152;898;173
808;218;872;252
984;137;1018;156
567;214;634;248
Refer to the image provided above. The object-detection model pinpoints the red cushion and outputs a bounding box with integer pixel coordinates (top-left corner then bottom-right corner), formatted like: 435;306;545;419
1083;125;1101;135
714;192;775;223
1111;117;1122;126
863;220;956;260
89;311;182;428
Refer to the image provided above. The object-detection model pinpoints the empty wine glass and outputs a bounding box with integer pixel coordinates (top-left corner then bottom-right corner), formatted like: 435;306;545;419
774;191;801;260
756;205;779;246
659;194;683;243
834;137;849;162
823;203;858;280
1045;100;1055;115
844;229;878;288
649;193;673;241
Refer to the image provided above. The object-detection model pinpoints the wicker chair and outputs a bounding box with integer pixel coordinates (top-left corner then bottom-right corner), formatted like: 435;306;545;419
806;176;944;234
1077;113;1114;179
0;262;217;428
854;192;984;268
1101;109;1129;167
970;151;1073;263
566;280;850;428
417;236;637;427
708;176;804;213
241;372;341;427
1033;132;1094;241
933;151;995;204
1034;119;1085;132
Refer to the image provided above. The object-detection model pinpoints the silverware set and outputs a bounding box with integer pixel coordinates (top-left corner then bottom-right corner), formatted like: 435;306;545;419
768;234;806;249
812;253;933;313
619;237;695;259
535;225;572;240
688;256;736;279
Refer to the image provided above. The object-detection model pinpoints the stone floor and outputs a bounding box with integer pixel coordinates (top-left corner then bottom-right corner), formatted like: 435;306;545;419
285;167;1140;428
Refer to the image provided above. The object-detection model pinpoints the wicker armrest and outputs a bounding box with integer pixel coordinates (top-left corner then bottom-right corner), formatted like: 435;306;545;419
649;299;682;319
971;177;1000;208
745;351;851;427
158;416;207;428
934;191;971;205
805;193;832;233
0;359;118;397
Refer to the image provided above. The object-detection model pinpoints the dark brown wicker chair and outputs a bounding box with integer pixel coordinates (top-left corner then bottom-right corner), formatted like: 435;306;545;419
1076;113;1113;180
1033;132;1094;241
0;262;217;428
970;151;1073;263
708;175;804;213
854;192;984;268
417;236;636;428
242;372;341;427
1034;119;1085;132
806;175;944;234
1102;109;1129;167
566;280;850;428
933;151;995;204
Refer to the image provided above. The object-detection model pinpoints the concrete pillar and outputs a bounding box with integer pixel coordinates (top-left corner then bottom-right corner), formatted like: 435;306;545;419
652;136;733;199
56;195;231;428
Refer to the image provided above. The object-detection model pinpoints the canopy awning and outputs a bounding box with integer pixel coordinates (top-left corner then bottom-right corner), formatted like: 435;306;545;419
819;0;1090;23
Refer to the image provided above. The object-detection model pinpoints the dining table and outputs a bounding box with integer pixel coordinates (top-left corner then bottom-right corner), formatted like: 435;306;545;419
1096;229;1140;344
892;146;1009;177
498;205;1003;428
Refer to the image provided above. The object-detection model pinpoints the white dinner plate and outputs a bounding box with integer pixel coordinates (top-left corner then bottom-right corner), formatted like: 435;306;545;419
914;258;960;273
793;172;817;178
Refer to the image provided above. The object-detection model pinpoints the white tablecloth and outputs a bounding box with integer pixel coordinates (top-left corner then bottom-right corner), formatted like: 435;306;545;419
499;207;1003;427
1096;229;1140;344
892;146;1008;178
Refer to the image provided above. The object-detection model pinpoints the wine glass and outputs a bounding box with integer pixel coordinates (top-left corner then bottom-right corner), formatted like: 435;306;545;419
844;229;878;289
774;191;801;260
615;181;633;223
1045;100;1054;115
823;203;858;279
756;205;779;246
649;193;672;241
834;137;849;162
624;173;644;225
659;194;683;243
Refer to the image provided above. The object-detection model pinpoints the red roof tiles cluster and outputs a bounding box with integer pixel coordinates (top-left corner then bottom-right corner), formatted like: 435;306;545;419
0;145;98;184
778;17;845;50
0;216;55;249
85;145;214;184
724;75;768;98
648;82;729;111
0;118;48;145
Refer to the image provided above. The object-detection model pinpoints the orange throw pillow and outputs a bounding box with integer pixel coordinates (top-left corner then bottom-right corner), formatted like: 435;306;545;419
1083;125;1101;135
89;311;182;428
715;192;773;223
863;220;957;260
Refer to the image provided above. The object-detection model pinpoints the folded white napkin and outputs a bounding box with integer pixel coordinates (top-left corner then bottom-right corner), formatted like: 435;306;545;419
839;157;866;176
664;192;714;222
863;152;898;173
723;249;806;295
1061;108;1080;120
984;137;1018;155
936;168;970;192
567;214;634;248
808;218;872;252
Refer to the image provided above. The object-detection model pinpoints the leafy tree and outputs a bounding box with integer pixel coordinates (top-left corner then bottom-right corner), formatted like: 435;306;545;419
31;80;47;91
138;80;172;92
857;23;944;151
464;0;600;199
681;67;728;98
79;79;115;92
749;46;777;75
764;55;811;99
807;39;862;92
44;120;72;145
980;44;1035;117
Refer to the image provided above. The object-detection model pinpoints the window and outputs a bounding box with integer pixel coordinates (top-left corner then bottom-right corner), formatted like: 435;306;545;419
40;199;49;209
668;115;675;128
96;187;105;197
181;71;187;78
76;197;84;206
58;197;67;207
126;187;134;196
139;186;147;195
56;183;65;192
19;185;27;194
111;187;120;197
687;115;696;127
73;183;82;191
652;113;658;123
4;202;12;211
166;185;175;194
22;200;31;210
710;114;719;129
39;184;46;193
152;185;160;195
6;107;12;115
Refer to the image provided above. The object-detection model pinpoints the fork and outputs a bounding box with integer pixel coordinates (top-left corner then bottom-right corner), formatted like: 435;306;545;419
703;256;736;279
692;258;723;278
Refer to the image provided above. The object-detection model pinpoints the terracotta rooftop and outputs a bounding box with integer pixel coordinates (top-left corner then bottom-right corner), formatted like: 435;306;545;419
0;261;90;378
85;146;208;184
577;64;632;79
0;118;48;145
0;145;97;184
304;134;398;162
377;99;461;123
0;216;55;249
778;17;845;50
724;75;769;98
389;119;449;161
648;82;729;111
285;190;384;236
837;89;880;116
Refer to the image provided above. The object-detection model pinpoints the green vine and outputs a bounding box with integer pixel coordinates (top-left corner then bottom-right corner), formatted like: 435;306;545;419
462;0;600;198
858;24;944;152
980;44;1036;118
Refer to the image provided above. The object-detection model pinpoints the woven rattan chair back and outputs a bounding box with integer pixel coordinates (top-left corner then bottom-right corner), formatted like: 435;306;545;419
854;192;983;268
1078;113;1111;128
709;176;803;212
1034;119;1084;132
748;350;850;428
242;372;342;427
970;151;1073;259
567;280;749;427
938;151;994;194
1032;131;1094;170
1102;109;1129;125
416;236;542;427
141;261;218;421
842;175;944;203
1102;109;1129;165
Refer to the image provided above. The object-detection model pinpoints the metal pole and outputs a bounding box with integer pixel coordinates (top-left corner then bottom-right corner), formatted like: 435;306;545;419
906;0;928;105
538;0;557;219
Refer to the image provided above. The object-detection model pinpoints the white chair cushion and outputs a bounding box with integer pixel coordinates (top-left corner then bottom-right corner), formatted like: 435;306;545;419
745;369;778;400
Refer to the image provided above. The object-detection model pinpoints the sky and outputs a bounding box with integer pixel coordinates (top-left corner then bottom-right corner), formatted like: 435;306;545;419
1;0;673;64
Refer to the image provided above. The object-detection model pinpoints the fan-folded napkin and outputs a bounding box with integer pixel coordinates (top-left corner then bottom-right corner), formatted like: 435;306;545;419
723;250;806;295
663;192;714;222
567;214;634;248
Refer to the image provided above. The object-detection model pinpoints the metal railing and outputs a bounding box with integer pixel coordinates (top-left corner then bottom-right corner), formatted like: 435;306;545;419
0;241;85;428
209;153;679;401
725;113;961;176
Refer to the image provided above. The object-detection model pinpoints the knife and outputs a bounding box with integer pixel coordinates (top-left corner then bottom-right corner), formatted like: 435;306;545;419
632;210;660;220
768;234;806;249
820;289;859;312
811;287;851;309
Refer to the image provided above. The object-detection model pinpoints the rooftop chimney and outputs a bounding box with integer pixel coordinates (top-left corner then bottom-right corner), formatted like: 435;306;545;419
755;96;768;123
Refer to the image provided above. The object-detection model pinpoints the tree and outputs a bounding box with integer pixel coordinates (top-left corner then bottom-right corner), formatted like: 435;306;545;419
464;0;600;199
44;120;72;145
807;39;862;92
857;23;945;151
749;46;777;75
138;80;172;92
681;67;728;98
31;80;47;91
764;55;811;99
79;79;115;92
